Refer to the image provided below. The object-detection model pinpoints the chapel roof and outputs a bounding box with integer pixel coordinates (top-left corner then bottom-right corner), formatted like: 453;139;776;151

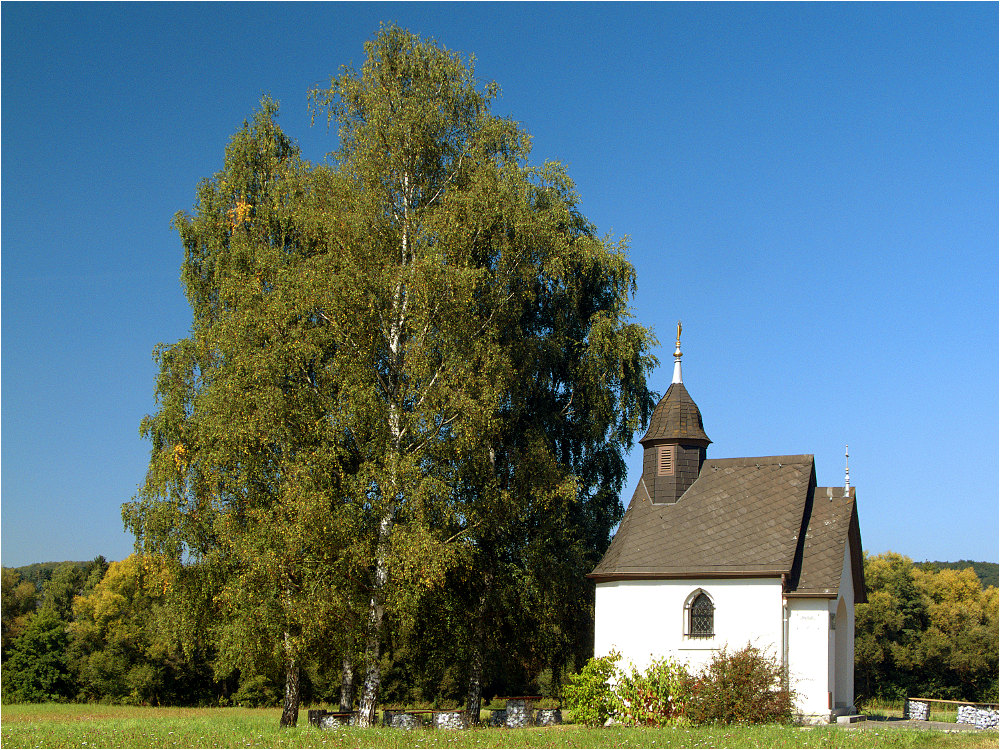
591;455;813;579
791;486;866;601
637;382;711;447
589;455;866;602
592;329;865;602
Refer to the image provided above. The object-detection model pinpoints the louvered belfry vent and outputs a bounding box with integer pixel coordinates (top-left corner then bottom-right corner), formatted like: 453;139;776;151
638;333;709;504
658;445;674;476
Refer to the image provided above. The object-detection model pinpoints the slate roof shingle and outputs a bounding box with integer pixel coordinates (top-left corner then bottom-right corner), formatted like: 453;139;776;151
638;383;711;446
589;455;866;603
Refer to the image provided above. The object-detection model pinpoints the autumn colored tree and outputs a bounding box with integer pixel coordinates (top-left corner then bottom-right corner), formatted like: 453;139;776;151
124;98;360;727
855;551;999;703
913;565;999;700
306;24;655;724
67;555;214;704
128;25;656;726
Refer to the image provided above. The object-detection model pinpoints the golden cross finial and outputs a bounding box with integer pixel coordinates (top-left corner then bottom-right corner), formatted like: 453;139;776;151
671;320;684;383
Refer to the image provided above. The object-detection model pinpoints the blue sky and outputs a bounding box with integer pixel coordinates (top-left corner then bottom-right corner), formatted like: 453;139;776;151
2;2;997;568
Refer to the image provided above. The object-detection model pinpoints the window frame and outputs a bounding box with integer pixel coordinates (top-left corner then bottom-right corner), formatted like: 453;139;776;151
683;589;715;639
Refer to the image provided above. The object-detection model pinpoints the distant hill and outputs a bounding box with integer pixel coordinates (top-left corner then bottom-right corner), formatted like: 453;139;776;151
919;560;998;589
8;558;999;591
10;561;91;591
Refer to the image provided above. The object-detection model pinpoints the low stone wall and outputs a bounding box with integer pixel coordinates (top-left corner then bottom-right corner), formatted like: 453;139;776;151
307;710;357;727
536;708;562;726
957;705;999;729
504;698;535;728
312;699;562;731
906;699;999;729
382;711;421;729
905;700;929;721
433;711;468;730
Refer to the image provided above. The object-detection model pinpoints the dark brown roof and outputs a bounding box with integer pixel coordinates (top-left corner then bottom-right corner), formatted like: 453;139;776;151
590;455;866;603
590;455;813;578
638;383;711;447
788;487;866;602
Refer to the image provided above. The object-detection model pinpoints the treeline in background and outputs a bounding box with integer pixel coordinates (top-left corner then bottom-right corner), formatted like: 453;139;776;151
3;552;996;707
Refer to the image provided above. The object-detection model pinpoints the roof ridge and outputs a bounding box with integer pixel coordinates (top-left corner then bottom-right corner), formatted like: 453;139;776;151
703;454;813;467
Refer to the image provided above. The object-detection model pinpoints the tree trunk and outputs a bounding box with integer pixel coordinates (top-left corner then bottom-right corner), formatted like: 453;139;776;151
339;654;355;713
279;657;300;728
465;639;484;725
464;568;493;725
357;510;394;727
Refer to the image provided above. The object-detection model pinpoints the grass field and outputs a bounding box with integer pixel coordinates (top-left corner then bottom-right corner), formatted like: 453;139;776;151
0;703;996;749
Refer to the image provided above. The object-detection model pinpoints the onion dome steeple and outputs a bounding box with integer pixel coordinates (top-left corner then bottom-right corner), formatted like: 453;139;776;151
639;323;710;505
639;322;711;449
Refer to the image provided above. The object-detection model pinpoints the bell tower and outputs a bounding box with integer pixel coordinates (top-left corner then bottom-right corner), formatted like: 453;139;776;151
638;322;710;505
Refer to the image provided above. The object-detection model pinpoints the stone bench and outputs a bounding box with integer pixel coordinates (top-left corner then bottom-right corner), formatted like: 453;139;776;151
307;709;357;727
432;710;468;729
382;708;434;729
381;708;470;729
490;696;561;727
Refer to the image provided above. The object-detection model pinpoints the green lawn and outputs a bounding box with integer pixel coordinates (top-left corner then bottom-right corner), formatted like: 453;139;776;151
0;703;995;749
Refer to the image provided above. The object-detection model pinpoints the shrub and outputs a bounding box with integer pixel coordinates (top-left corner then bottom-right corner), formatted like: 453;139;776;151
232;674;280;707
561;651;620;726
614;656;693;726
565;644;794;727
686;645;794;725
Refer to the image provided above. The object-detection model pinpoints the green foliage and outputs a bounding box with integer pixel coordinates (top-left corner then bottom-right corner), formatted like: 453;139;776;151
565;646;792;727
614;656;693;726
39;559;107;621
561;650;619;725
856;551;999;703
232;674;281;707
2;608;73;702
9;561;89;593
2;567;38;659
685;646;794;726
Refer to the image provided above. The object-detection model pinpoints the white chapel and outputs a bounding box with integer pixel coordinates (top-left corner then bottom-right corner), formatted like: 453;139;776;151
589;328;865;723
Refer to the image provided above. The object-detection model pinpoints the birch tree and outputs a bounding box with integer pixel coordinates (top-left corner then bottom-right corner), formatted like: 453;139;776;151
124;98;358;727
307;25;538;725
308;25;656;723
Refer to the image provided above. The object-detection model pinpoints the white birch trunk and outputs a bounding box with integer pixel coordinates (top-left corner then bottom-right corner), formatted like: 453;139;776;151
358;195;411;725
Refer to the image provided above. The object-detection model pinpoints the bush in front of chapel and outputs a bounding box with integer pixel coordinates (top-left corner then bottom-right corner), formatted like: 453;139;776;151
565;644;794;726
614;656;695;726
685;645;794;725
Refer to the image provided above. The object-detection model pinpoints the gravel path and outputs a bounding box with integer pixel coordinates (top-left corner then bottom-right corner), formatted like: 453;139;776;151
843;717;995;732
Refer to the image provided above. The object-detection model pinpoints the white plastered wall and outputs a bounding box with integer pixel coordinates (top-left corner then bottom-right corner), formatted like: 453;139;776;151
786;596;832;721
834;542;855;711
783;541;856;722
594;577;784;674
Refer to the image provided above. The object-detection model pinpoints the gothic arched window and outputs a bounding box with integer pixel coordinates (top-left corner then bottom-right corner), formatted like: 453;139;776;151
687;590;714;637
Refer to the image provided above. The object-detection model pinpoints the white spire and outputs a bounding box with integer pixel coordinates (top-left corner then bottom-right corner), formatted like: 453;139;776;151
672;321;683;384
844;444;850;497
